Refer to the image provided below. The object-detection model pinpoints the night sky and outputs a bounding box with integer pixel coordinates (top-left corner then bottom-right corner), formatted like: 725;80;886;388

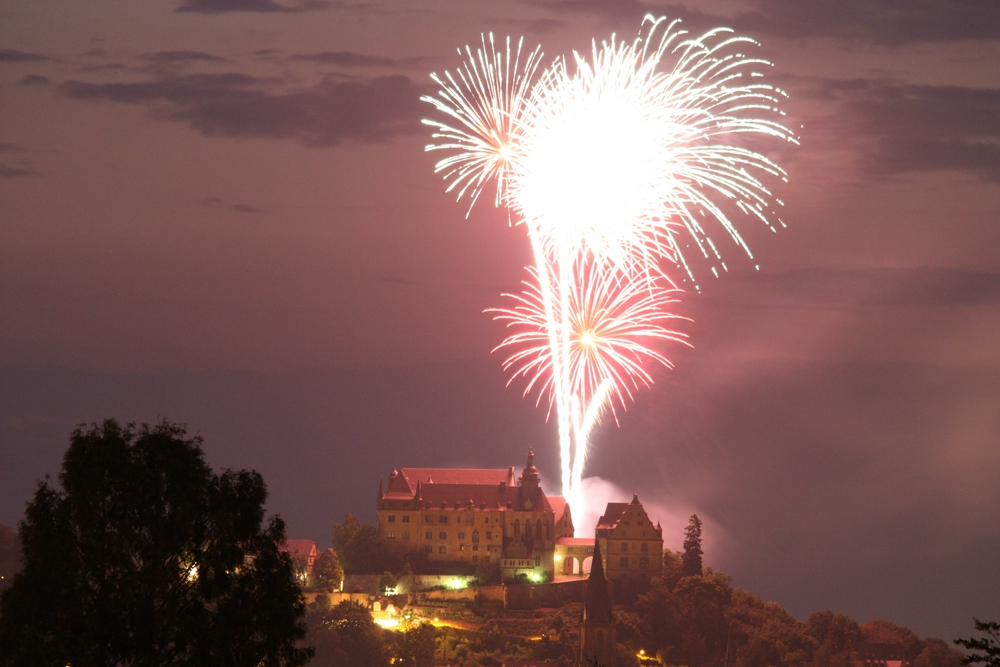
2;0;999;642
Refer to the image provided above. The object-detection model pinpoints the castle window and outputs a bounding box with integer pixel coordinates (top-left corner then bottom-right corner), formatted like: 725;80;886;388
513;520;520;536
402;532;410;540
440;516;448;523
472;545;478;551
439;532;447;540
535;520;542;539
534;556;540;566
424;545;432;553
472;530;480;543
486;531;492;540
402;516;410;523
621;543;628;552
387;531;395;538
639;557;649;569
439;546;446;553
620;557;629;568
641;542;648;552
425;531;432;540
388;515;396;523
458;532;465;540
460;544;465;551
472;555;478;563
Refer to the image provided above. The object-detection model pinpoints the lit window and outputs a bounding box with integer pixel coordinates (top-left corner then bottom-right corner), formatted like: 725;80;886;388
439;546;446;554
387;531;395;539
460;544;465;551
388;515;396;523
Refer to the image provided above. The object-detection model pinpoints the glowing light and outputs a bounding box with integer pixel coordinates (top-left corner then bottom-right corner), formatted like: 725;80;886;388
424;15;794;525
375;618;400;629
447;578;467;590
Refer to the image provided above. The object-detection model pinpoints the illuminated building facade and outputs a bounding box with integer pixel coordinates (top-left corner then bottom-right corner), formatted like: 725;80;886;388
595;495;663;581
376;450;574;581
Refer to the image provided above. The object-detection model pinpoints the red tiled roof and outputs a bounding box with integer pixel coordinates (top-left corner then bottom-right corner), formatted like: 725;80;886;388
400;467;514;487
282;539;318;557
548;496;567;521
596;502;629;529
416;483;552;513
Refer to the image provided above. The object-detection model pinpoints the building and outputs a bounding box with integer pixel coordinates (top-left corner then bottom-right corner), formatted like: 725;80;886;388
376;449;573;581
576;540;615;667
595;495;663;581
281;539;320;584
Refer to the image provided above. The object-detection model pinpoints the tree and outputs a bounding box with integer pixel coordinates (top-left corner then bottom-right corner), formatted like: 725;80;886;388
0;419;311;667
0;524;19;593
378;571;398;595
306;600;390;667
332;513;385;574
314;548;345;593
682;514;704;577
955;619;1000;667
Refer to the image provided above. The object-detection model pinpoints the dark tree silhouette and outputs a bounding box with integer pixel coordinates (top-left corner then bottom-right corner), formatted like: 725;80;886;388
314;548;345;593
956;619;1000;667
681;514;704;577
0;419;311;667
0;524;18;593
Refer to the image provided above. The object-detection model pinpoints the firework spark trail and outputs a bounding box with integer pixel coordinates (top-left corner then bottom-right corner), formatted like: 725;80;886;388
422;16;796;524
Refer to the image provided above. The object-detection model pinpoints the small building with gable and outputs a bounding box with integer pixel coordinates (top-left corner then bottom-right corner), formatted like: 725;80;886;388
595;495;663;581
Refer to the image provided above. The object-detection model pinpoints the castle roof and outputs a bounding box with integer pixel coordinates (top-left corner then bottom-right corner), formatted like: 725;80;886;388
415;482;552;512
281;539;319;558
400;467;514;488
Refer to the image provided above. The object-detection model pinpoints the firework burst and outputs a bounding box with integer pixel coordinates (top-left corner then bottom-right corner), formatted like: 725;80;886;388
423;15;796;524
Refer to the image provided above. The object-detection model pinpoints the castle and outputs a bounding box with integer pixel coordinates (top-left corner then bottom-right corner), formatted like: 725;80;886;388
376;449;663;584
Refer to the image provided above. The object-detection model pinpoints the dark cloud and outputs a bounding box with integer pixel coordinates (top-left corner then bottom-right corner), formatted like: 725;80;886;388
16;74;50;86
531;1;1000;45
0;164;42;178
800;78;1000;182
732;0;1000;46
141;51;228;64
60;72;424;147
742;268;1000;308
289;51;422;68
176;0;329;13
0;49;49;62
230;203;263;213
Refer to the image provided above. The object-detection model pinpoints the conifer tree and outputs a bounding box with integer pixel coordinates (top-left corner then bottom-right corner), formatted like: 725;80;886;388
681;514;704;577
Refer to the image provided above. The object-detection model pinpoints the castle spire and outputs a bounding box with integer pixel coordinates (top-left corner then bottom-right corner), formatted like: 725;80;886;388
584;540;612;624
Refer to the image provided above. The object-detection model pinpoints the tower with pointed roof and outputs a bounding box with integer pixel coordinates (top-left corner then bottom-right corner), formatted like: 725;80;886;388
576;540;616;667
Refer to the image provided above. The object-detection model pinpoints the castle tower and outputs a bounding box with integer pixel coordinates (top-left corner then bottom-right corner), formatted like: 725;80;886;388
518;447;540;510
576;540;615;667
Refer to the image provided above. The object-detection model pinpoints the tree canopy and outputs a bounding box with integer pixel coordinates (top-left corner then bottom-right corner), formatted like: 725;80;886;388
0;419;311;667
956;620;1000;667
0;524;18;593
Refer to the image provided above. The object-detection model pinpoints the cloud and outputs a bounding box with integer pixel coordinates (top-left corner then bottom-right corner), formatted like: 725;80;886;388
0;164;42;178
732;0;1000;46
797;78;1000;182
60;72;425;147
176;0;329;13
16;74;50;86
531;0;1000;45
0;49;49;62
141;51;228;64
289;51;423;68
738;268;1000;308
